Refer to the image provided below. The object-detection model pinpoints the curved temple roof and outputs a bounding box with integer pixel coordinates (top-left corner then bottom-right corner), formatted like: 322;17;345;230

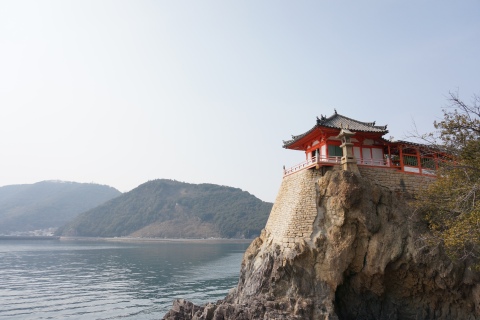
283;111;388;148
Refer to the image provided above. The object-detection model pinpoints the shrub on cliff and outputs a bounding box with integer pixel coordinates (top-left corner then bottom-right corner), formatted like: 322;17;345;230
417;92;480;262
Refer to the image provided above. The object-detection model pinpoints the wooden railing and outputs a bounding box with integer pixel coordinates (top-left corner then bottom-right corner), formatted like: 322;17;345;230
283;156;341;175
283;156;391;176
356;158;388;166
401;155;451;175
284;154;451;177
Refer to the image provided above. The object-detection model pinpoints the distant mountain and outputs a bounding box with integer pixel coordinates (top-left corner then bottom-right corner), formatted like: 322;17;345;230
59;179;273;239
0;181;121;234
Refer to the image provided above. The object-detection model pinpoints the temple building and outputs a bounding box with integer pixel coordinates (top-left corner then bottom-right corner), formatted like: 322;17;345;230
283;111;449;177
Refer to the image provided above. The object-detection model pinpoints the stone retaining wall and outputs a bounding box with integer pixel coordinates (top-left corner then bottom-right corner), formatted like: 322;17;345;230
358;166;435;196
265;168;321;247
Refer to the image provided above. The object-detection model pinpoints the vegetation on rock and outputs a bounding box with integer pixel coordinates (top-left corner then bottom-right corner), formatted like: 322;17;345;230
417;92;480;263
59;179;272;239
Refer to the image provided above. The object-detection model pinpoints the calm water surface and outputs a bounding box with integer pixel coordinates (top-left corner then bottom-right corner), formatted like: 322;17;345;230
0;239;250;319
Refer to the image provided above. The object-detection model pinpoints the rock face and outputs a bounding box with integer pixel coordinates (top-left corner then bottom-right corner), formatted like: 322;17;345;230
163;170;480;320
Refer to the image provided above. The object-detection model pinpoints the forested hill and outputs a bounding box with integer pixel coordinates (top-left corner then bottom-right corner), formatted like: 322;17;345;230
0;181;121;233
59;179;273;239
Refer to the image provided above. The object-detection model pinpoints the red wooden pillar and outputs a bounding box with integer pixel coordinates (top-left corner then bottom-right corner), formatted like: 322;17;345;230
399;145;404;171
416;147;422;174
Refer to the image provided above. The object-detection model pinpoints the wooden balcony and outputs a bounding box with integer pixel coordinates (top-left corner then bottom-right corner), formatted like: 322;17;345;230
283;155;446;177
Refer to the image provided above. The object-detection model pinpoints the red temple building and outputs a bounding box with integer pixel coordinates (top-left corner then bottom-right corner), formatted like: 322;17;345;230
283;111;449;177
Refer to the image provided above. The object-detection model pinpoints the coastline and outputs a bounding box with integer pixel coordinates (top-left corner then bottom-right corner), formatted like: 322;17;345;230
0;235;60;240
59;236;253;244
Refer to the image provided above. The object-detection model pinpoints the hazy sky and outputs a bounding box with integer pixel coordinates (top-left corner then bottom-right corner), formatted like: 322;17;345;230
1;1;479;202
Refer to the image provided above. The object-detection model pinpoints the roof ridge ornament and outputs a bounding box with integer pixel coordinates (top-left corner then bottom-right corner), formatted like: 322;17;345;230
317;114;327;125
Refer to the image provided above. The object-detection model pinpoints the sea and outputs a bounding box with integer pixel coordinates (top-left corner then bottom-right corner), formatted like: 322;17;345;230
0;239;250;320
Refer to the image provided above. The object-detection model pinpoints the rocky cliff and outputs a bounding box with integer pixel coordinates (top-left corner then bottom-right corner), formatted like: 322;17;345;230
163;170;480;320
